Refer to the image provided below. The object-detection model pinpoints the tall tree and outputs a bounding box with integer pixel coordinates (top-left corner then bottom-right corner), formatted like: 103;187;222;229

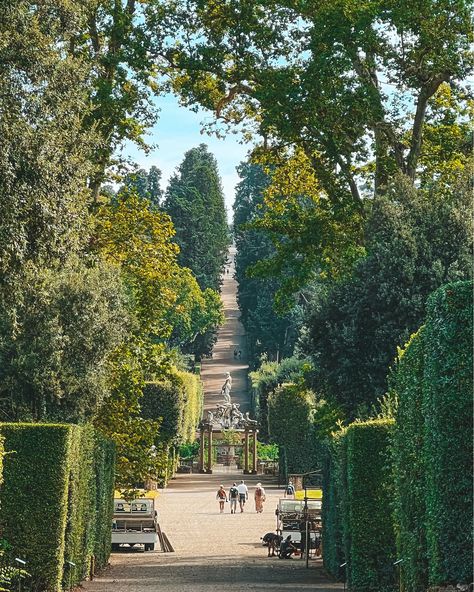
163;144;229;291
302;171;473;417
233;162;302;365
124;166;163;207
169;0;472;203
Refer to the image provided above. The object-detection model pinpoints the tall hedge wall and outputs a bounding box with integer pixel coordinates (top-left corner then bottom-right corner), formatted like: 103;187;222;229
345;420;396;592
93;433;116;570
322;430;346;580
423;281;473;586
0;424;115;591
391;328;429;592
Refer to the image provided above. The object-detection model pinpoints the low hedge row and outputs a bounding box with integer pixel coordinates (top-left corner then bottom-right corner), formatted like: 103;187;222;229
0;423;115;591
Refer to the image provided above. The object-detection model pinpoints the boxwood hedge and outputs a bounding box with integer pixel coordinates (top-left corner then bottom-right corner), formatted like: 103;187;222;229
345;420;396;592
423;281;473;586
0;423;115;591
390;328;429;592
322;429;347;580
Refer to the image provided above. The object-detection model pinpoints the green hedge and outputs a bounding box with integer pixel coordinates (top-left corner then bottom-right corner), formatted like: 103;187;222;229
93;433;116;570
142;370;203;446
423;281;473;585
345;420;396;592
0;424;115;591
268;384;319;475
322;430;346;579
390;328;428;592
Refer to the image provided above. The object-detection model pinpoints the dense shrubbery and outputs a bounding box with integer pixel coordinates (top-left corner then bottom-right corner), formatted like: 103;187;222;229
0;424;115;591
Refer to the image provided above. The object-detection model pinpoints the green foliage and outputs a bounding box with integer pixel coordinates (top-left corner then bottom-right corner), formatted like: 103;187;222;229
322;430;346;580
163;144;230;292
141;370;203;447
249;356;308;439
390;329;428;592
123;166;163;208
233;162;303;363
268;384;319;475
304;173;472;416
345;420;396;592
256;442;278;462
423;281;473;585
0;262;126;423
171;0;472;205
0;424;115;592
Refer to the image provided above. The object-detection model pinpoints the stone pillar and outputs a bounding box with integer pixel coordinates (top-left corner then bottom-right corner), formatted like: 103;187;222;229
252;430;258;474
244;430;250;474
206;428;213;474
199;428;205;473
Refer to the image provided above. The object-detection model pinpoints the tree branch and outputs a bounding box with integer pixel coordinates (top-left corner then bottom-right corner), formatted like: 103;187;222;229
406;72;450;179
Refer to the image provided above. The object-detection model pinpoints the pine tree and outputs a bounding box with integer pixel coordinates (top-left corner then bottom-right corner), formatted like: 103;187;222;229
163;144;229;291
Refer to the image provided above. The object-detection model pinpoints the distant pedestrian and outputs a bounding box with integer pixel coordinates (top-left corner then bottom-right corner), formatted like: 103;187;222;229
254;483;266;513
238;350;242;359
216;485;228;513
233;348;238;358
229;482;239;514
284;479;295;498
237;480;248;512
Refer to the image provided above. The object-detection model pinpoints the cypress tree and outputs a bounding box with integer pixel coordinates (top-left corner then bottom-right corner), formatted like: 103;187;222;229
163;144;229;291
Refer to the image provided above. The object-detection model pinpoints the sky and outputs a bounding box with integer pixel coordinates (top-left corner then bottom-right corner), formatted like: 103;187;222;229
122;93;251;222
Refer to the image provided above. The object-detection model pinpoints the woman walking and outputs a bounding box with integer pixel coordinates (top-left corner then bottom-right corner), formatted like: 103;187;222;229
254;483;266;513
216;485;228;513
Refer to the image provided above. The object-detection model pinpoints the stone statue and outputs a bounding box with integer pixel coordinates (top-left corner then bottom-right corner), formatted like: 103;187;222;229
221;372;232;404
244;412;258;427
207;410;214;424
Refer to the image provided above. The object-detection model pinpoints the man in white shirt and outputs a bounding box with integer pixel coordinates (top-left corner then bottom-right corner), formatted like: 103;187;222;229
237;480;248;513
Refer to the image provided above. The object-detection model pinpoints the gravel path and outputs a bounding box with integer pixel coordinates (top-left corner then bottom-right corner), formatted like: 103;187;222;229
82;249;342;591
83;471;342;591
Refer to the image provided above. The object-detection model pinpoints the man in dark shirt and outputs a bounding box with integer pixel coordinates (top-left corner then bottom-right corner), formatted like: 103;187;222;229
279;535;296;559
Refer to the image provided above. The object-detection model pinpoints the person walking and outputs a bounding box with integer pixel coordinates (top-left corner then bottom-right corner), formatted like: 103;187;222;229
254;482;266;513
229;482;239;514
237;480;248;512
216;485;228;513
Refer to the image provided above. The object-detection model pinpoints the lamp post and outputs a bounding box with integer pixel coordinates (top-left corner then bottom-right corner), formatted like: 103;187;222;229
14;558;26;592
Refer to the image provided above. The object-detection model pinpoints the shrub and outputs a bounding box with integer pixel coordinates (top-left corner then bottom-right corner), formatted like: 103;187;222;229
423;281;473;585
0;424;115;591
92;434;115;571
390;328;429;592
345;420;396;592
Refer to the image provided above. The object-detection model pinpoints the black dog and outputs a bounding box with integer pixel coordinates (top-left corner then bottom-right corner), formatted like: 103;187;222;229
261;532;282;557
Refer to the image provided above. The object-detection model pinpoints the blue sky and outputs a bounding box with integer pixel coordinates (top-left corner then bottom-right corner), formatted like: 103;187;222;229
123;93;251;221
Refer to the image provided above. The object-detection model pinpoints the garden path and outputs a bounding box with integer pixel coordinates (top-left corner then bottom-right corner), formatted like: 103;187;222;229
82;249;342;591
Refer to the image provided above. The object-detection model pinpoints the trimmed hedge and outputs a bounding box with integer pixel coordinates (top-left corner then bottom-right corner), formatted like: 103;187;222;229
345;420;396;592
423;281;473;585
93;433;116;570
141;370;203;446
391;328;429;592
322;430;346;579
0;424;115;591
